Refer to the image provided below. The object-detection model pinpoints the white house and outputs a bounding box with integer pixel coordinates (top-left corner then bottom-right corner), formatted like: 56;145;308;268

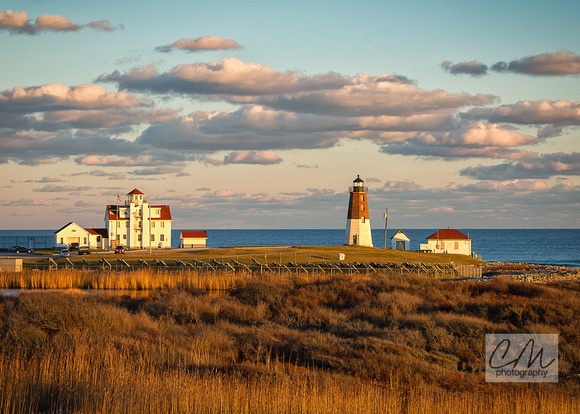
180;231;208;248
420;229;472;256
54;222;107;249
391;229;411;251
106;189;172;249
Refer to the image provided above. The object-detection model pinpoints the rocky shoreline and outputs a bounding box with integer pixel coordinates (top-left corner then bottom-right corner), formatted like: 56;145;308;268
482;262;580;282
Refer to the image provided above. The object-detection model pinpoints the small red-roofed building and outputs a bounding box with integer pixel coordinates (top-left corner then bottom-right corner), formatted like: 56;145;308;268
54;222;108;249
180;231;208;248
420;229;472;256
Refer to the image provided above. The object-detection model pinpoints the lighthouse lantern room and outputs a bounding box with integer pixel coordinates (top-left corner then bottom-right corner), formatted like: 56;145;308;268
344;175;373;247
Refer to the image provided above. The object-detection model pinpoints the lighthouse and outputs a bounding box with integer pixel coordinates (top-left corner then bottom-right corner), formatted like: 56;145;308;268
344;175;373;247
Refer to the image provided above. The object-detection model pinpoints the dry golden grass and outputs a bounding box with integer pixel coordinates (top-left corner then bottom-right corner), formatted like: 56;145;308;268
0;345;576;414
1;272;579;413
0;268;251;291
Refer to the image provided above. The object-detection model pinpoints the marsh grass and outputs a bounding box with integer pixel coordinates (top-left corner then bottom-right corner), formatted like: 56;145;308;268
0;268;251;292
1;272;579;413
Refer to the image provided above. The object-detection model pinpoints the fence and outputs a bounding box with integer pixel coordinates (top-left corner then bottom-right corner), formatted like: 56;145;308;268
0;236;54;250
454;265;483;279
21;257;469;279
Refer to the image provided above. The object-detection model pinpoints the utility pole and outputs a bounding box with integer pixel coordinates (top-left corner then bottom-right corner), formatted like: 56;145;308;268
383;208;388;250
149;198;152;254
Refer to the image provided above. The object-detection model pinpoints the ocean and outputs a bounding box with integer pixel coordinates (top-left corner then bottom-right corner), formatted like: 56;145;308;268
1;229;578;267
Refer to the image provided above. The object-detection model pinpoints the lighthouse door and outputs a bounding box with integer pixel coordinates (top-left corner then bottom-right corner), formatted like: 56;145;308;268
353;234;358;245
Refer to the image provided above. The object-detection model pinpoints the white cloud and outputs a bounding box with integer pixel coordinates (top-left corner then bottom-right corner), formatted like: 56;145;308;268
491;51;580;76
0;10;123;34
223;150;282;165
156;35;242;52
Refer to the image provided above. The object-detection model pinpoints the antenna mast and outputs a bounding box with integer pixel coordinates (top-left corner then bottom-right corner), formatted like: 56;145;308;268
383;208;388;250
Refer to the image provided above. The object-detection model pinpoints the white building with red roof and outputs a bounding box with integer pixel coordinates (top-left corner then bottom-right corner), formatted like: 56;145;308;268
105;189;172;249
420;229;472;256
54;222;107;249
180;231;208;248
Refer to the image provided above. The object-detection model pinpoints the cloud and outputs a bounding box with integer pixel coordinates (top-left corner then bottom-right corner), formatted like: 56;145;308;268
0;10;123;35
137;107;346;151
33;185;92;192
98;57;349;96
460;152;580;180
101;62;495;117
0;82;180;165
381;180;423;191
463;100;580;126
87;20;124;32
75;154;184;167
0;131;151;165
130;166;185;175
456;179;550;192
441;60;488;76
156;35;242;53
491;51;580;76
35;14;82;32
24;176;64;183
223;150;282;165
0;83;143;109
2;198;58;206
379;122;538;159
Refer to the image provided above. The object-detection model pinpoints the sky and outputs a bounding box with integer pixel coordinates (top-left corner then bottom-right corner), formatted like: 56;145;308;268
1;0;579;230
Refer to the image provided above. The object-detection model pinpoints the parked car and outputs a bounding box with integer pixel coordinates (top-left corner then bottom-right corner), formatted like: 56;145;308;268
114;245;126;254
15;246;32;254
78;246;91;255
8;245;21;252
60;249;70;257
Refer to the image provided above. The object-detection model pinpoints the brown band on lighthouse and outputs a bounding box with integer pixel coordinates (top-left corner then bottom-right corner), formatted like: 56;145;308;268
347;190;370;220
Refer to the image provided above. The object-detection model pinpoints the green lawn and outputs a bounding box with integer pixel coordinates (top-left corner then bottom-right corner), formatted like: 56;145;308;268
28;245;482;268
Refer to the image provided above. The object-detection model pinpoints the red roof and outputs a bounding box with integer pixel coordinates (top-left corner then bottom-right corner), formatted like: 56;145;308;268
181;231;208;239
426;229;470;240
127;188;144;195
86;228;109;239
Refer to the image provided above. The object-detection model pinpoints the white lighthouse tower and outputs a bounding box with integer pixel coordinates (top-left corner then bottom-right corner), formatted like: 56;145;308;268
344;175;373;247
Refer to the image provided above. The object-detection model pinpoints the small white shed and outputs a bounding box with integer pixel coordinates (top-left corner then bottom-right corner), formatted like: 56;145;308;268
391;229;411;251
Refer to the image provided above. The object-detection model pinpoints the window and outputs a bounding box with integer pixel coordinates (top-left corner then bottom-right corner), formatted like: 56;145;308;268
152;222;155;228
161;222;165;228
97;236;101;242
83;238;87;244
361;205;365;211
117;221;120;228
123;234;127;240
60;237;63;244
138;234;142;241
454;242;459;250
360;195;364;202
151;234;155;242
160;234;165;241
